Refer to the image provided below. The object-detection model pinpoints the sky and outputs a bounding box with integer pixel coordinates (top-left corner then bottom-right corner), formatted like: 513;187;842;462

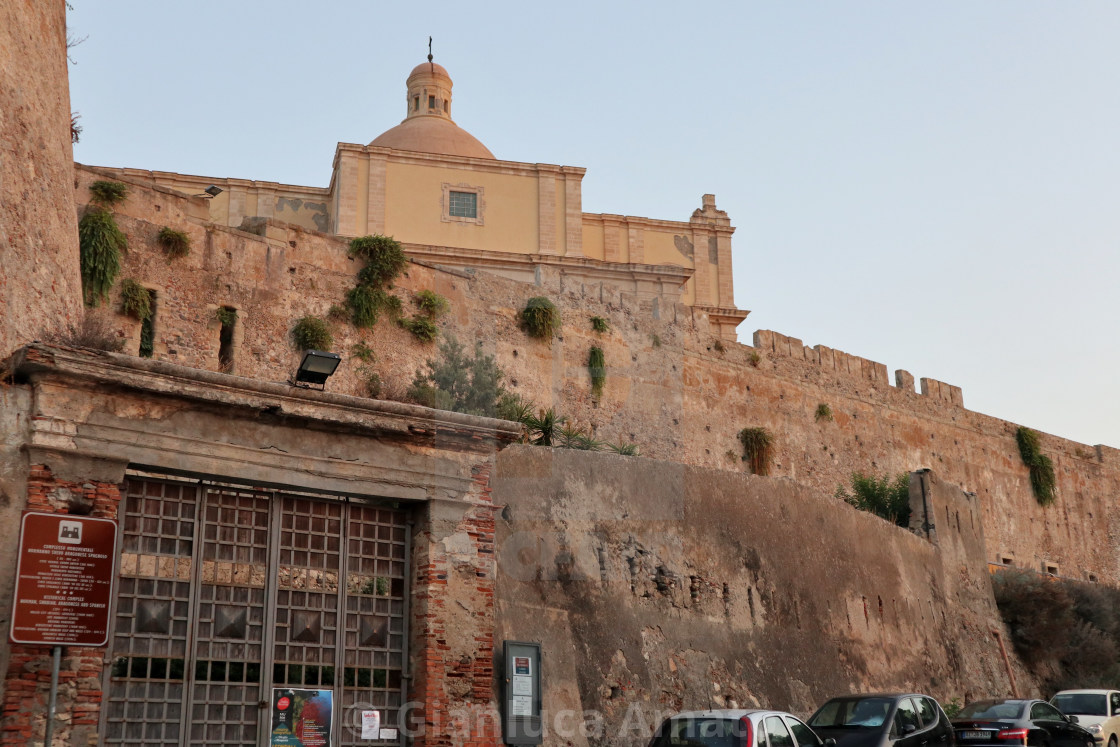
67;1;1120;448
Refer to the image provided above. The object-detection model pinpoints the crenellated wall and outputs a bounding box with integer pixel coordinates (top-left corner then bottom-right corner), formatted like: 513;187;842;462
66;164;1120;592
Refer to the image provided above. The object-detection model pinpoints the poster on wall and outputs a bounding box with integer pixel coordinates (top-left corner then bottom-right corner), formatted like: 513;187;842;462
271;688;334;747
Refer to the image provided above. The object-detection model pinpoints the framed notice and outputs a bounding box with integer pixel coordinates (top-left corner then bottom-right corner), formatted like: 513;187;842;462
9;512;118;647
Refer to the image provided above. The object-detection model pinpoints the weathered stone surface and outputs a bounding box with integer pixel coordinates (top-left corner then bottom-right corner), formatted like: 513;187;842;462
494;447;1031;744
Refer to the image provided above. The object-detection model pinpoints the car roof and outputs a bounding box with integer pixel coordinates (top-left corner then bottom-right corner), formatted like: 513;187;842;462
669;710;791;719
1054;690;1117;696
822;693;933;700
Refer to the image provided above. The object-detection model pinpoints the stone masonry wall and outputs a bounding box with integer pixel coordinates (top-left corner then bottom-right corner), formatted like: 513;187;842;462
68;165;1120;589
491;447;1034;747
0;0;83;359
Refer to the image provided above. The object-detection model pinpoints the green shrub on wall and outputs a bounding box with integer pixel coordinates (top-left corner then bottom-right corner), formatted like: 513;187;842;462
588;346;606;399
89;180;129;206
521;297;560;341
291;315;332;351
835;471;911;527
590;316;610;334
157;227;191;258
738;427;773;475
345;235;407;328
120;279;152;322
1016;427;1056;506
408;336;506;416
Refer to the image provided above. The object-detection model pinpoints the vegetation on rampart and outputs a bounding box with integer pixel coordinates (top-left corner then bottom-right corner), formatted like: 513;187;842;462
79;206;127;306
835;471;911;527
291;315;332;351
1016;426;1057;506
738;427;774;475
521;296;560;341
588;346;606;400
157;226;191;258
993;570;1120;690
346;235;406;328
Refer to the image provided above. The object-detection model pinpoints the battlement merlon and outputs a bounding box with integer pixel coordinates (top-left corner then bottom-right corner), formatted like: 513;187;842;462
752;329;964;408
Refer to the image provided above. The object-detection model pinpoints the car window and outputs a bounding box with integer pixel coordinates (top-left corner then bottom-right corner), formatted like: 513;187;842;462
958;702;1026;720
1032;703;1064;722
787;718;821;747
1053;694;1108;717
765;717;796;747
651;718;748;747
1111;694;1120;716
811;698;893;728
895;699;921;735
916;698;937;728
758;720;769;747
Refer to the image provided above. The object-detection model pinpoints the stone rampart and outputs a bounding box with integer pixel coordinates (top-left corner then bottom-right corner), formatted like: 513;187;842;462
64;164;1120;589
492;448;1032;746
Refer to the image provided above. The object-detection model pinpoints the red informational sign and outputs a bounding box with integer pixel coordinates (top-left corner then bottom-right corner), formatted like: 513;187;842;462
9;511;118;647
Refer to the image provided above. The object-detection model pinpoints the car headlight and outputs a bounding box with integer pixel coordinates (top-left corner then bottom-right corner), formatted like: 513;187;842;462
1087;725;1102;735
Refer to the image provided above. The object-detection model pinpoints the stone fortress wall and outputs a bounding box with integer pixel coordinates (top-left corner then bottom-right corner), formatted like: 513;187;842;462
67;163;1120;590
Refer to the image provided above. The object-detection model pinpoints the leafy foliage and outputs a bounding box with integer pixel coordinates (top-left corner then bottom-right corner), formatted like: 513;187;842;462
588;346;606;399
347;285;400;328
399;316;439;342
747;351;761;367
521;297;560;340
408;336;506;416
414;290;449;318
835;472;911;527
89;180;128;206
496;393;535;425
78;208;126;306
738;427;774;475
119;279;153;322
605;442;639;456
590;316;610;334
42;315;125;352
291;315;332;351
1016;427;1056;506
523;407;564;446
348;235;407;287
815;403;833;422
216;307;238;328
157;227;191;258
350;342;375;363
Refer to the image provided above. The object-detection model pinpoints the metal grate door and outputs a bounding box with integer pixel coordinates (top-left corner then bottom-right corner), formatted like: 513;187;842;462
101;475;410;747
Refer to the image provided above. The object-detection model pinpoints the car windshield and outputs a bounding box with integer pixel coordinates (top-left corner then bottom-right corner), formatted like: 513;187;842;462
810;698;893;729
649;718;747;747
956;702;1025;720
1052;695;1108;717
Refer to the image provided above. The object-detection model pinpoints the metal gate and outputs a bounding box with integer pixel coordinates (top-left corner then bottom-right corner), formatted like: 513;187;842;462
100;474;410;747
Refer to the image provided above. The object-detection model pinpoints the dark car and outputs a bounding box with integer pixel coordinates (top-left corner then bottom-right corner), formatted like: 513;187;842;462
648;709;826;747
808;694;955;747
952;699;1096;747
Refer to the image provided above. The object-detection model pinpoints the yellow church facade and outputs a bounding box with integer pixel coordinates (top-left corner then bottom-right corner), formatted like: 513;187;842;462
105;59;748;338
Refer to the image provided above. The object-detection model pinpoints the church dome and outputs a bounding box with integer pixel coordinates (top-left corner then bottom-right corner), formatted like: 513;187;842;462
369;59;494;160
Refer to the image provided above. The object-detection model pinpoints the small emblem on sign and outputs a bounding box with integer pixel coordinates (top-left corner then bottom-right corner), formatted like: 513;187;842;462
58;521;82;544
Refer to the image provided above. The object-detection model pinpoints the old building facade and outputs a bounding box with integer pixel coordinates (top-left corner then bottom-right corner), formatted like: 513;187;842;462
2;4;1119;747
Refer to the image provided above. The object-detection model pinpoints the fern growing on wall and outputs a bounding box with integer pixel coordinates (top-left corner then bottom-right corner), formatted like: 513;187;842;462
835;472;911;527
1016;426;1057;506
79;208;126;306
345;235;408;328
400;289;448;342
590;316;610;334
88;180;129;206
588;346;606;399
738;427;774;475
120;279;152;321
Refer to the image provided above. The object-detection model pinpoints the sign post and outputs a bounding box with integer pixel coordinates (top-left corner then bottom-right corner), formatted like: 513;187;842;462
8;511;118;745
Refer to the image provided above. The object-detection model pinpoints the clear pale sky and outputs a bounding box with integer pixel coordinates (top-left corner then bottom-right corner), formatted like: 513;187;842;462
67;1;1120;448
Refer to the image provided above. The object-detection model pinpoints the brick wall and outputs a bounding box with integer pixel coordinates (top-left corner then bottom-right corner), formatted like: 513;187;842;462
408;461;501;746
0;466;121;747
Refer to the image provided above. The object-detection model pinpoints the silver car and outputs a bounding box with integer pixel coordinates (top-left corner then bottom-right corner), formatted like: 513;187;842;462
648;709;826;747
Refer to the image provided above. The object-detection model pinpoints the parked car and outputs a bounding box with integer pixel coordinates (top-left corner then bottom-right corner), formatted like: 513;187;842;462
808;693;955;747
952;699;1096;747
648;709;826;747
1051;691;1120;747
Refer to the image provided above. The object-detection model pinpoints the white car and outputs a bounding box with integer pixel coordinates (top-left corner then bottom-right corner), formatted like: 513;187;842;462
648;709;827;747
1052;691;1120;747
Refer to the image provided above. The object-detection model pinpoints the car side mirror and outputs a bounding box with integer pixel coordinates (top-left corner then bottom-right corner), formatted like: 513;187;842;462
1068;716;1079;724
903;725;917;735
825;740;837;747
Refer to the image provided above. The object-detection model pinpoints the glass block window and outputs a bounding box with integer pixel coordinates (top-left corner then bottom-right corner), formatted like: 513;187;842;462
448;191;478;218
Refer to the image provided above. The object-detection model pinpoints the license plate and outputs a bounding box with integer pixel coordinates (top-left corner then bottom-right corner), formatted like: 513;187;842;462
961;732;990;739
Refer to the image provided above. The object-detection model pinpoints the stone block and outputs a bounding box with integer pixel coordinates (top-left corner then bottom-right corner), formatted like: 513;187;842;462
895;369;915;392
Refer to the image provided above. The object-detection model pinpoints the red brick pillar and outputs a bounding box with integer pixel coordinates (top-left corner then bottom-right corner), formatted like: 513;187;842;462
0;466;121;747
